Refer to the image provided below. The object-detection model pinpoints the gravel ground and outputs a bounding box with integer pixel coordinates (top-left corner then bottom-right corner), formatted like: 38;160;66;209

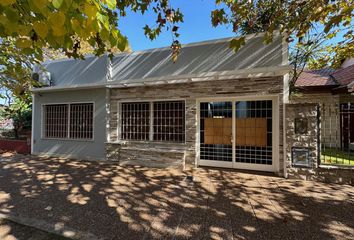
0;153;353;240
0;218;68;240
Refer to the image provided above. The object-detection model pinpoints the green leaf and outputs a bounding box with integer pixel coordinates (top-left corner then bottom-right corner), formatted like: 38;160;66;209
117;35;128;51
229;37;245;52
106;0;116;10
52;0;64;9
97;12;109;30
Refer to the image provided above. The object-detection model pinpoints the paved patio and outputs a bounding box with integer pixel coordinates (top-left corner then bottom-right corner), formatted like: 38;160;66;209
0;153;353;240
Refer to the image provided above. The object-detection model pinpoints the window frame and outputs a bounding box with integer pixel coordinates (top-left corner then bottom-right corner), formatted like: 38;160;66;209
118;99;186;143
41;102;95;141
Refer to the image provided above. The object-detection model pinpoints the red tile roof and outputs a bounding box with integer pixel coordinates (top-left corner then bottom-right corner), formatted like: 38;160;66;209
331;64;354;86
295;68;337;87
296;65;354;88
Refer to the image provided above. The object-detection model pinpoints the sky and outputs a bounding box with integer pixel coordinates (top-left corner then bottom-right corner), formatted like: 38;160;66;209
118;0;234;51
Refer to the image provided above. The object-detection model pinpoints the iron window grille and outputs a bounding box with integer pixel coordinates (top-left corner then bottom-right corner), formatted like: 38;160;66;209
120;100;185;142
43;103;94;140
121;102;150;141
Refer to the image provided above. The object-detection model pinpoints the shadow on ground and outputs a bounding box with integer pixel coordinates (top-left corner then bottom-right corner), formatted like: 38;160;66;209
0;153;353;239
0;218;69;240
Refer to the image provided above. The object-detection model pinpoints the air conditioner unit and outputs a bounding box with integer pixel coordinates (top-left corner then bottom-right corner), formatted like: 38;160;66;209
32;66;52;86
39;71;52;86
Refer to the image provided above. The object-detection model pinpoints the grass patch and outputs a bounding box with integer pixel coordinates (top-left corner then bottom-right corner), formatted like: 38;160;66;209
321;148;354;166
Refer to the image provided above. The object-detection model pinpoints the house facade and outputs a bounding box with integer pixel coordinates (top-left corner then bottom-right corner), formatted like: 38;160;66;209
293;65;354;151
32;33;290;176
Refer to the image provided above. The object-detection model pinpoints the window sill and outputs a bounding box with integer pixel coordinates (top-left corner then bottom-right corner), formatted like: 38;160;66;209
106;140;187;153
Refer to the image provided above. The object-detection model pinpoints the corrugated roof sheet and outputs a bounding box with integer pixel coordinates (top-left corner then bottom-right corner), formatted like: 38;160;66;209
43;55;108;87
42;34;285;88
109;35;284;84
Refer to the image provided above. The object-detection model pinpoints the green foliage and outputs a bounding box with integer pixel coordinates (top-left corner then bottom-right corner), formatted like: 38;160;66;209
0;0;352;98
1;97;32;139
0;0;182;59
0;0;183;98
212;0;354;66
0;38;39;100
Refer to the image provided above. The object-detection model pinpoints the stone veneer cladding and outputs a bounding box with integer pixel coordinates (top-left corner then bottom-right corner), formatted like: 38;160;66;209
107;76;284;174
285;103;353;184
290;93;354;149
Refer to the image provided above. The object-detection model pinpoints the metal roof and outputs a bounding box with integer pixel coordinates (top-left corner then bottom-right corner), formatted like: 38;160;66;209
42;55;109;87
109;34;285;85
37;33;287;90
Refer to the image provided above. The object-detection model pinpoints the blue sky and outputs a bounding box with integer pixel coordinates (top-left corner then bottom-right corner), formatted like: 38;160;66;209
118;1;348;51
119;0;234;51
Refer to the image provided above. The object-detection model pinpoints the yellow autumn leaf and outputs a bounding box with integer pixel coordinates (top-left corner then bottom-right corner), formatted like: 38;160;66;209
84;3;97;19
33;22;48;38
71;19;80;30
52;25;66;36
17;25;32;35
31;0;48;10
0;0;16;6
48;12;66;26
16;38;32;48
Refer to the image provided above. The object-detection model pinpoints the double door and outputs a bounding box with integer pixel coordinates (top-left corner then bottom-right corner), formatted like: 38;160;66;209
198;97;277;172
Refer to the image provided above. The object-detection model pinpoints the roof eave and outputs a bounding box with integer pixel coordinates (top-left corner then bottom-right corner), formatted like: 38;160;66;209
107;65;291;89
31;65;290;92
31;83;106;93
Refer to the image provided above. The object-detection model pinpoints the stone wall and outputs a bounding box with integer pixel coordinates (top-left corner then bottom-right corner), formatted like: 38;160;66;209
290;93;340;148
290;93;354;149
107;76;285;172
285;102;353;185
285;103;319;171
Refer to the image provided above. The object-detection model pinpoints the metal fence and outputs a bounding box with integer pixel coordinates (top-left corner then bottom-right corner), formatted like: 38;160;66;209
319;102;354;166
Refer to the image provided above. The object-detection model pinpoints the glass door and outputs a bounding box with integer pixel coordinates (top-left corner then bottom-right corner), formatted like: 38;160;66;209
199;101;233;168
198;98;275;172
234;100;273;170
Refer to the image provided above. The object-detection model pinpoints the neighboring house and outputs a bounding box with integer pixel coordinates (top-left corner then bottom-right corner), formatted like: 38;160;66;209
294;63;354;150
32;33;290;175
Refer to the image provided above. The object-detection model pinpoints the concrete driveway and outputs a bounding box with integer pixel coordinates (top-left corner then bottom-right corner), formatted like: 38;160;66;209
0;153;353;240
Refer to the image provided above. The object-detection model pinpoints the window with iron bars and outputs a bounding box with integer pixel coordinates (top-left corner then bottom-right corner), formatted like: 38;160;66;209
120;100;185;142
43;103;94;140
